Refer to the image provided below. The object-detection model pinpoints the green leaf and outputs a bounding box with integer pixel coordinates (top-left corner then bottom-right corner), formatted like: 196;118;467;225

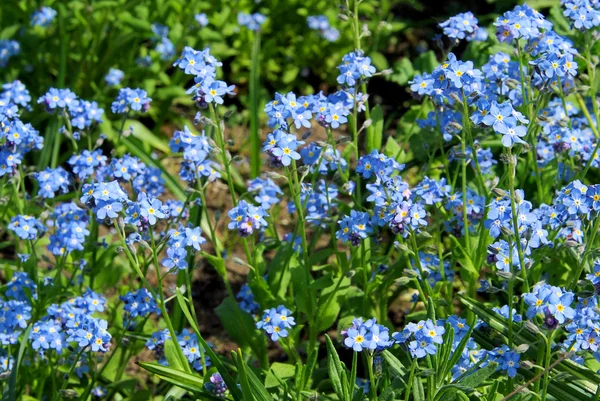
2;325;31;401
234;349;274;401
265;363;295;388
164;339;186;372
413;50;438;74
125;119;170;153
175;290;243;400
137;362;222;398
367;104;384;152
449;235;478;277
290;256;311;315
267;245;294;299
458;361;498;388
412;375;425;401
325;335;347;401
382;350;406;376
215;297;266;358
201;251;227;278
390;58;415;85
316;276;350;331
370;52;389;70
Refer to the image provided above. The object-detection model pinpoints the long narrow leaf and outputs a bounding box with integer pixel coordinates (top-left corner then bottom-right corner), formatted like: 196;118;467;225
175;290;244;400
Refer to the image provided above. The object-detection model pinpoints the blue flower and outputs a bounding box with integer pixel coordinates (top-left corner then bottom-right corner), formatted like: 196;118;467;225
30;7;57;27
344;326;371;352
185;226;206;251
195;13;209;27
105;68;124;87
257;306;295;341
162;247;188;270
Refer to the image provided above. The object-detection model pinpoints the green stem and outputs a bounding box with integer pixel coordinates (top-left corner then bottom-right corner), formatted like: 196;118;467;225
249;32;262;178
506;147;530;293
540;330;556;401
367;353;377;401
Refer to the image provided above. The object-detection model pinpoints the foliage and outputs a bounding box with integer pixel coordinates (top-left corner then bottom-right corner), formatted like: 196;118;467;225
1;0;600;401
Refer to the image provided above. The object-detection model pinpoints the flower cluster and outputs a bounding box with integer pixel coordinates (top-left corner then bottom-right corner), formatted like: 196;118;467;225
120;288;160;320
227;200;268;237
524;284;575;328
237;12;266;31
307;15;340;42
31;7;57;28
105;68;124;87
336;51;376;86
8;215;45;240
175;47;235;107
0;40;20;67
393;319;446;358
111;87;152;114
248;177;283;209
151;23;175;61
256;306;295;341
343;318;393;352
562;0;600;30
439;12;485;42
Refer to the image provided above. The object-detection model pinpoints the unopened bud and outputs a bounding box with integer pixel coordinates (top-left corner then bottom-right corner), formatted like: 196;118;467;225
492;188;506;198
394;242;410;253
207;137;218;148
322;152;335;162
505;78;520;89
578;290;595;298
520;143;531;154
127;243;137;255
395;277;411;286
448;122;463;131
514;344;529;353
449;92;462;104
565;240;579;247
60;389;79;399
297;165;310;174
520;360;534;369
336;136;352;144
301;130;312;140
497;271;514;280
500;226;514;237
524;320;542;334
223;110;234;120
362;119;372;129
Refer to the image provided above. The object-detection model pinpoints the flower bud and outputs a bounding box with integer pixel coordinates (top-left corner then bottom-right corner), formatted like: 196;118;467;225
492;188;506;198
520;360;534;369
500;226;514;237
449;92;462;104
523;320;542;335
514;344;529;353
60;389;79;399
497;271;514;280
448;122;463;132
